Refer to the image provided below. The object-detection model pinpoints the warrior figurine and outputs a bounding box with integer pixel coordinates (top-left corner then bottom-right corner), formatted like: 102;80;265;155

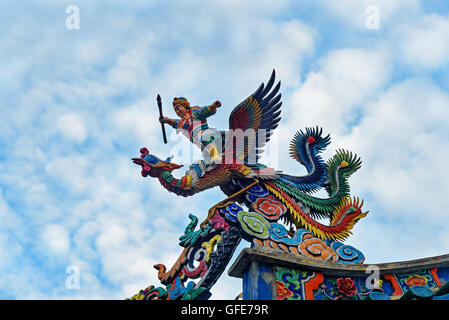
159;97;223;164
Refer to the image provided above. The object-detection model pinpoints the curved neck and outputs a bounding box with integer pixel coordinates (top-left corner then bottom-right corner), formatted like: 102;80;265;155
157;170;196;197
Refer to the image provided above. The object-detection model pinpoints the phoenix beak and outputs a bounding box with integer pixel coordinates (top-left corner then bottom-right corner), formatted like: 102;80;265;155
131;158;144;165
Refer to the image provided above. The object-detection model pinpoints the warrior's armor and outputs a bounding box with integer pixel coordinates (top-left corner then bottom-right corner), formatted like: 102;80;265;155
170;97;223;163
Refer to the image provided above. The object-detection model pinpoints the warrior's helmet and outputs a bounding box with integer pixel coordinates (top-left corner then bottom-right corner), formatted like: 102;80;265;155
172;97;190;109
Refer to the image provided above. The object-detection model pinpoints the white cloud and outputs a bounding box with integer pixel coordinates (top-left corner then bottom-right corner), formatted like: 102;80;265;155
0;188;22;230
41;224;71;255
343;79;449;221
112;102;159;146
395;14;449;69
107;33;155;91
283;48;391;138
57;113;87;143
76;40;106;65
45;154;90;193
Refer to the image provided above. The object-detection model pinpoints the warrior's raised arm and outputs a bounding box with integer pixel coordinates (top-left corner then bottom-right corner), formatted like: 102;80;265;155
159;98;221;128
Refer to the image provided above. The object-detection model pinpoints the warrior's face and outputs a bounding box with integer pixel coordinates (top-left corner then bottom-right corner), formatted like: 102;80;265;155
174;103;188;118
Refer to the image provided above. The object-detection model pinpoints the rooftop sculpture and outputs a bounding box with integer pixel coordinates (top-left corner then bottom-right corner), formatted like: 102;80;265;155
128;70;370;300
128;71;449;301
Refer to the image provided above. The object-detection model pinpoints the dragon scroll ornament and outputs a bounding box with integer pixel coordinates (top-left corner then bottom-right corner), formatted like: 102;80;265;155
129;70;368;300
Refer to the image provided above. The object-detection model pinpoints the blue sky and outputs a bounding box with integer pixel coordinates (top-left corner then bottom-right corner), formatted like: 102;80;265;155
1;0;449;299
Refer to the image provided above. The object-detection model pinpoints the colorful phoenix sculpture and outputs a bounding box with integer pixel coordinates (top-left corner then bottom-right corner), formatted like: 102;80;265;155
129;70;368;300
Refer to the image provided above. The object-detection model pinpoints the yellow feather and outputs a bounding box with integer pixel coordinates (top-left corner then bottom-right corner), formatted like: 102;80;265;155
185;174;192;186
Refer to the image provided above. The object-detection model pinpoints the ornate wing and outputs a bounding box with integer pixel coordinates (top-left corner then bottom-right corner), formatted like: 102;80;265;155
228;69;282;164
